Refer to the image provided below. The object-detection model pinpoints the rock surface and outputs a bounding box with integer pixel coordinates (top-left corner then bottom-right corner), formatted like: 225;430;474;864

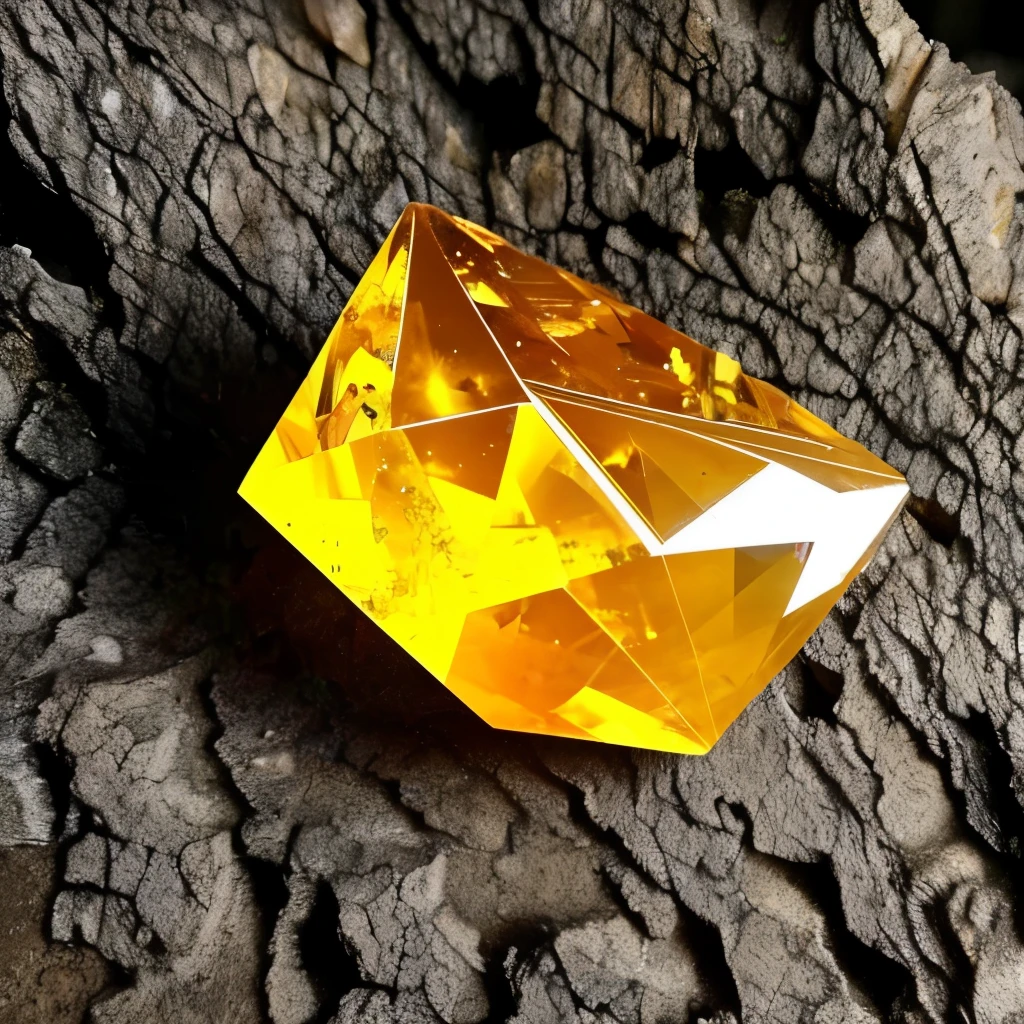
2;0;1024;1021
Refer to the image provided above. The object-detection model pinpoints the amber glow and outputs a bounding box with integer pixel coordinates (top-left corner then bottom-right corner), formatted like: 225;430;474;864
239;203;908;754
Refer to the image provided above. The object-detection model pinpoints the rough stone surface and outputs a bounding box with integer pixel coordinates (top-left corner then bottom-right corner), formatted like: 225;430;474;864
2;0;1024;1021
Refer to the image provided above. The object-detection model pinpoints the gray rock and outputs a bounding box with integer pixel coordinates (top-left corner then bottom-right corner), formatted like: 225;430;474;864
2;0;1024;1021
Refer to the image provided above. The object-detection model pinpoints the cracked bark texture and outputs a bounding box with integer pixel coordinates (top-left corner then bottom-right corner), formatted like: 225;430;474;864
2;0;1024;1020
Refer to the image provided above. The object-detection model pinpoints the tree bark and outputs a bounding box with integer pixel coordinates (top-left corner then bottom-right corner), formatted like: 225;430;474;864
2;0;1024;1021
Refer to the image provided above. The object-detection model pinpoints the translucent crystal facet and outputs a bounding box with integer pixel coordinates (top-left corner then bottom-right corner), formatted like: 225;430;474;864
239;203;909;754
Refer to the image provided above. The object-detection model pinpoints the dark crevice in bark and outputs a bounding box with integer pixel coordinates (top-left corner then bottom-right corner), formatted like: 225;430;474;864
906;494;961;547
694;136;770;205
375;775;432;834
2;316;114;463
837;620;1024;970
182;238;287;363
32;739;74;867
694;133;871;255
622;211;680;255
480;922;554;1023
361;0;379;70
863;603;1019;864
960;711;1024;863
794;857;917;1019
474;63;552;164
0;456;74;565
936;708;1024;936
481;965;518;1023
798;182;872;249
198;676;257;820
247;853;291;1011
640;135;682;172
695;140;822;260
714;188;760;244
36;754;133;1014
726;800;917;1020
198;672;279;1022
575;132;613;277
924;899;978;1024
835;604;1011;853
784;655;843;724
767;0;819;55
113;346;308;616
0;54;124;335
679;907;744;1020
600;863;661;941
381;0;551;171
558;779;743;1021
298;877;359;1023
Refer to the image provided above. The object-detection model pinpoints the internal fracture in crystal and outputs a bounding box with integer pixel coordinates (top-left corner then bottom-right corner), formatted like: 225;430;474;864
239;203;909;754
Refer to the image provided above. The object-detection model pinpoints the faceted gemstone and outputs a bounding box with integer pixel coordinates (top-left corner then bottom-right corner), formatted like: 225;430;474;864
239;203;909;754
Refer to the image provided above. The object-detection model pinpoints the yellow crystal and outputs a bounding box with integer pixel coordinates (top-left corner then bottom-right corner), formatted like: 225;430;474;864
239;203;908;754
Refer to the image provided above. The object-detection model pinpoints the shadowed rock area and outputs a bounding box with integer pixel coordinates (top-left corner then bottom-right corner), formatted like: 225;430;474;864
2;0;1024;1020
